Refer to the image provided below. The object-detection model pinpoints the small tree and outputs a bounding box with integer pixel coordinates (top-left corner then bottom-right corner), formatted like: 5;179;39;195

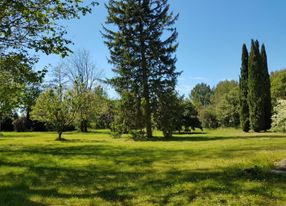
216;87;240;128
64;49;103;132
181;100;202;132
271;99;286;132
199;107;219;129
155;92;183;138
31;89;77;140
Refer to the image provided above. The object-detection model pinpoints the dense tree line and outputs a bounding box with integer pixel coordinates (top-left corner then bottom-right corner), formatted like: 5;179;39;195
189;80;240;129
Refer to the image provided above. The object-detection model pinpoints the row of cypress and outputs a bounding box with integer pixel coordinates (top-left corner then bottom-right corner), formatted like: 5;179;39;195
239;40;272;132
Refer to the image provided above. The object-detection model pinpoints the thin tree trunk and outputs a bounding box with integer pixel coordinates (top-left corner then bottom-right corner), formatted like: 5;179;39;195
0;118;2;136
80;119;88;132
57;131;63;141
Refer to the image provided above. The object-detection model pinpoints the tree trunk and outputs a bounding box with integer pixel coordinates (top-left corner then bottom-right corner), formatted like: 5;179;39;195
139;17;152;139
80;119;88;132
0;118;2;136
57;131;63;141
26;109;30;121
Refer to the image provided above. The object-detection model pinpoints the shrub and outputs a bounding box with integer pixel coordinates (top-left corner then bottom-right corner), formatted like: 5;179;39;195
13;117;31;132
272;99;286;132
1;116;14;131
199;108;219;129
129;130;146;141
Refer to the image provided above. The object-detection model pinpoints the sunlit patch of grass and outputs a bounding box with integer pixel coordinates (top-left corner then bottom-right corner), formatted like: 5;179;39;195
0;129;286;205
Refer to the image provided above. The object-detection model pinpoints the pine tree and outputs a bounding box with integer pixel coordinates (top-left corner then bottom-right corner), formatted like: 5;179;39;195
103;0;180;138
248;40;265;132
239;44;250;132
261;44;272;130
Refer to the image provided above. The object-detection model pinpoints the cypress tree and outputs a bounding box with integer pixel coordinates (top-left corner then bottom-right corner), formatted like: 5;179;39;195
248;40;264;132
261;44;272;130
103;0;180;138
239;44;250;132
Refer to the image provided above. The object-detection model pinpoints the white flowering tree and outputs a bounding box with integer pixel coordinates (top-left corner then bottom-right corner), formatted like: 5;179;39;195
272;99;286;132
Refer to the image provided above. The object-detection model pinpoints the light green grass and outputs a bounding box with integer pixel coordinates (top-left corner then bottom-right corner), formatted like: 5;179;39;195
0;129;286;206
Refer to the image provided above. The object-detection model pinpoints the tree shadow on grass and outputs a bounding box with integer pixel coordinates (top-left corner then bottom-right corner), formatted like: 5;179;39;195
164;134;286;142
0;185;46;206
0;143;286;205
1;162;285;205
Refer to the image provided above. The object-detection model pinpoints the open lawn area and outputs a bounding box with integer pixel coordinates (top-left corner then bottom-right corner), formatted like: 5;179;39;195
0;129;286;206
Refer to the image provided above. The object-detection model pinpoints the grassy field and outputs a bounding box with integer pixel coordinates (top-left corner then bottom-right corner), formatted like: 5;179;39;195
0;129;286;206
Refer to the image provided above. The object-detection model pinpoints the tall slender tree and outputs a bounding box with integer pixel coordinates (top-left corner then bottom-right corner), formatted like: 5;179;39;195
248;40;264;132
261;44;272;130
239;44;250;132
103;0;180;138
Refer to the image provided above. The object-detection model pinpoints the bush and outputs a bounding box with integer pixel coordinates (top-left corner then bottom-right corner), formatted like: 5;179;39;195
13;117;31;132
199;108;219;129
1;116;14;131
272;99;286;132
31;120;47;131
129;130;146;141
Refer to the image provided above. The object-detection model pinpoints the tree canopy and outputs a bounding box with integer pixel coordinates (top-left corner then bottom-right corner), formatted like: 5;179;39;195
0;0;97;57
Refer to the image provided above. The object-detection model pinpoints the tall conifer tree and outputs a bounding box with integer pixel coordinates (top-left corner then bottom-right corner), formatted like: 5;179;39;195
103;0;180;138
239;44;250;132
261;44;272;130
248;40;265;132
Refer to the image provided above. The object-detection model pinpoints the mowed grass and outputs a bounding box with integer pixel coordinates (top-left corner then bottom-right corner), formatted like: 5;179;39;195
0;129;286;206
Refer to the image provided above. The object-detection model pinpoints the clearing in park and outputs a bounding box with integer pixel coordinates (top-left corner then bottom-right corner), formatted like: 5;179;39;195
0;129;286;206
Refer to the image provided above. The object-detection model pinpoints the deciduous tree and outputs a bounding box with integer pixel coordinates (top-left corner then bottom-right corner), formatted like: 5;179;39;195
0;0;97;57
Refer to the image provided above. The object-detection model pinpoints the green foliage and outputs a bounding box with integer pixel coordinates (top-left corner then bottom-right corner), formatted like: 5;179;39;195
0;69;22;119
95;100;116;129
0;55;46;123
248;40;264;132
20;82;43;123
103;0;180;138
271;69;286;102
110;95;143;137
31;89;77;140
247;40;272;132
0;0;98;57
212;80;238;109
199;107;219;129
261;44;272;130
190;83;213;108
181;100;202;131
271;99;286;132
154;92;183;138
216;87;240;127
211;80;239;127
239;44;250;132
72;82;107;132
13;117;31;132
129;130;147;141
63;49;104;132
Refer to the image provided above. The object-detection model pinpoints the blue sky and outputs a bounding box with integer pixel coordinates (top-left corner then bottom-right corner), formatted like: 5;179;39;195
37;0;286;97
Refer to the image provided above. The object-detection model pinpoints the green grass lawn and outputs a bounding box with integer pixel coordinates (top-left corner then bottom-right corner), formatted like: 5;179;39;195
0;129;286;206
